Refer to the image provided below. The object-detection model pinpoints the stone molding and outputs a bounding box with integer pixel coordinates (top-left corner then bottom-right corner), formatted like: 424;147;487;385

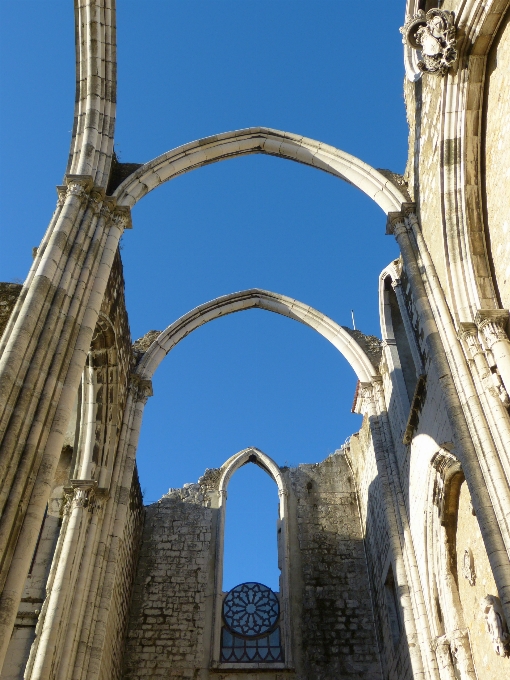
113;127;409;215
133;289;379;386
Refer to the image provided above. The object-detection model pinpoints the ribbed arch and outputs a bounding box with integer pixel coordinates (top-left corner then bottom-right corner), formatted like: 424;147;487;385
113;127;408;214
135;288;378;385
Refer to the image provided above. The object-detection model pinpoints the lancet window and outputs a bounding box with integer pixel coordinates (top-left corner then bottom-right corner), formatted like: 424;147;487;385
212;449;290;669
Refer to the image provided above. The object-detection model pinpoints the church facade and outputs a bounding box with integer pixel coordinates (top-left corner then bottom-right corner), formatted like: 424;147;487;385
0;1;510;679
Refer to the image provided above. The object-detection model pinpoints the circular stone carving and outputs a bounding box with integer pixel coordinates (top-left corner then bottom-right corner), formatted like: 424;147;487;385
223;582;279;636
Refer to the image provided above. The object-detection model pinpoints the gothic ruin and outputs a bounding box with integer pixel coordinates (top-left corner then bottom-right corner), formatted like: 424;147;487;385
1;1;510;679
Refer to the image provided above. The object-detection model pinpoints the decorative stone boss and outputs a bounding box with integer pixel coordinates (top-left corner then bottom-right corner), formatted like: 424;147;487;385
400;9;457;76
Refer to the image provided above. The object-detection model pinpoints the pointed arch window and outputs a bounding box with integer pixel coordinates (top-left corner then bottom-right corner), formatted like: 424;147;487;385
211;448;291;670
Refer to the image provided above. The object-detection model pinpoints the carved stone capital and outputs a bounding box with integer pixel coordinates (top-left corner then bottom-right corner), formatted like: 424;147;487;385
63;479;98;511
112;205;133;230
56;185;68;206
400;9;457;76
475;310;509;349
64;174;94;199
458;322;482;359
129;374;153;403
385;211;407;237
403;208;420;230
89;187;106;214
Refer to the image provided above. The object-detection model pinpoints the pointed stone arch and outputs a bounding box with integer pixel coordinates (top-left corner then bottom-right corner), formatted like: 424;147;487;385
134;288;379;385
210;447;292;668
218;447;285;499
113;127;409;215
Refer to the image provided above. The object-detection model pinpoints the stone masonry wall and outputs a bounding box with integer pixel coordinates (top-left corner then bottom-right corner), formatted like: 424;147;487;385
482;6;510;310
122;483;214;680
122;454;382;680
284;454;382;680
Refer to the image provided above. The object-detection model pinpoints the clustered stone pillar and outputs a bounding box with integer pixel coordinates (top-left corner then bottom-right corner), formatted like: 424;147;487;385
387;207;510;629
27;481;98;680
360;380;437;680
459;323;510;483
0;176;132;671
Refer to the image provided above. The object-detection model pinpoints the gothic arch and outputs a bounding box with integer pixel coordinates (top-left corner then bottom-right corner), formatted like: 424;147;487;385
134;288;378;384
113;127;409;214
211;447;292;668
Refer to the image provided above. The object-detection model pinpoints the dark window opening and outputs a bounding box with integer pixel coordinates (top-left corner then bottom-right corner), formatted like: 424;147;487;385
386;278;418;402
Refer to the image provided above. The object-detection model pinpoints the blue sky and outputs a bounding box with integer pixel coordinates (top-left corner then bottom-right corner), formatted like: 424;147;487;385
0;1;408;591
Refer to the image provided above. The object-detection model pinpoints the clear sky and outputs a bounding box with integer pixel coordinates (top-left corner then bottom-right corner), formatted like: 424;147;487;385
0;1;408;591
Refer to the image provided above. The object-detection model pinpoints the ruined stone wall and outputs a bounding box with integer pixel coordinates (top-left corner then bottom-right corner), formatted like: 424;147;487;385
482;6;510;310
122;483;215;680
122;454;382;680
283;454;382;680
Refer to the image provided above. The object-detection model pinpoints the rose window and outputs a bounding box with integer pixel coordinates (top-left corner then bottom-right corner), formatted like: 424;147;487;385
221;582;283;663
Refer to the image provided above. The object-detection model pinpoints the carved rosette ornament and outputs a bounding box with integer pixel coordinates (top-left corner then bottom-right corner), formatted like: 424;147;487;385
400;10;457;76
481;595;510;656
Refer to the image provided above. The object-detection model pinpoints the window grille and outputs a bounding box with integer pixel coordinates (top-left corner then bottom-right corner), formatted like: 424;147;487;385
220;582;283;663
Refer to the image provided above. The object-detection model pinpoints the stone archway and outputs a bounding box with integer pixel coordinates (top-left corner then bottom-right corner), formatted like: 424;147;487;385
113;127;409;215
134;288;379;385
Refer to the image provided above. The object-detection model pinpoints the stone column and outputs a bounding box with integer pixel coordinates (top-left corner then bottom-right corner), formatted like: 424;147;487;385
359;381;431;680
449;628;477;680
81;374;151;680
475;310;510;403
459;323;510;482
0;197;131;673
432;635;456;680
460;323;509;407
387;209;510;628
371;378;440;680
27;480;98;680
